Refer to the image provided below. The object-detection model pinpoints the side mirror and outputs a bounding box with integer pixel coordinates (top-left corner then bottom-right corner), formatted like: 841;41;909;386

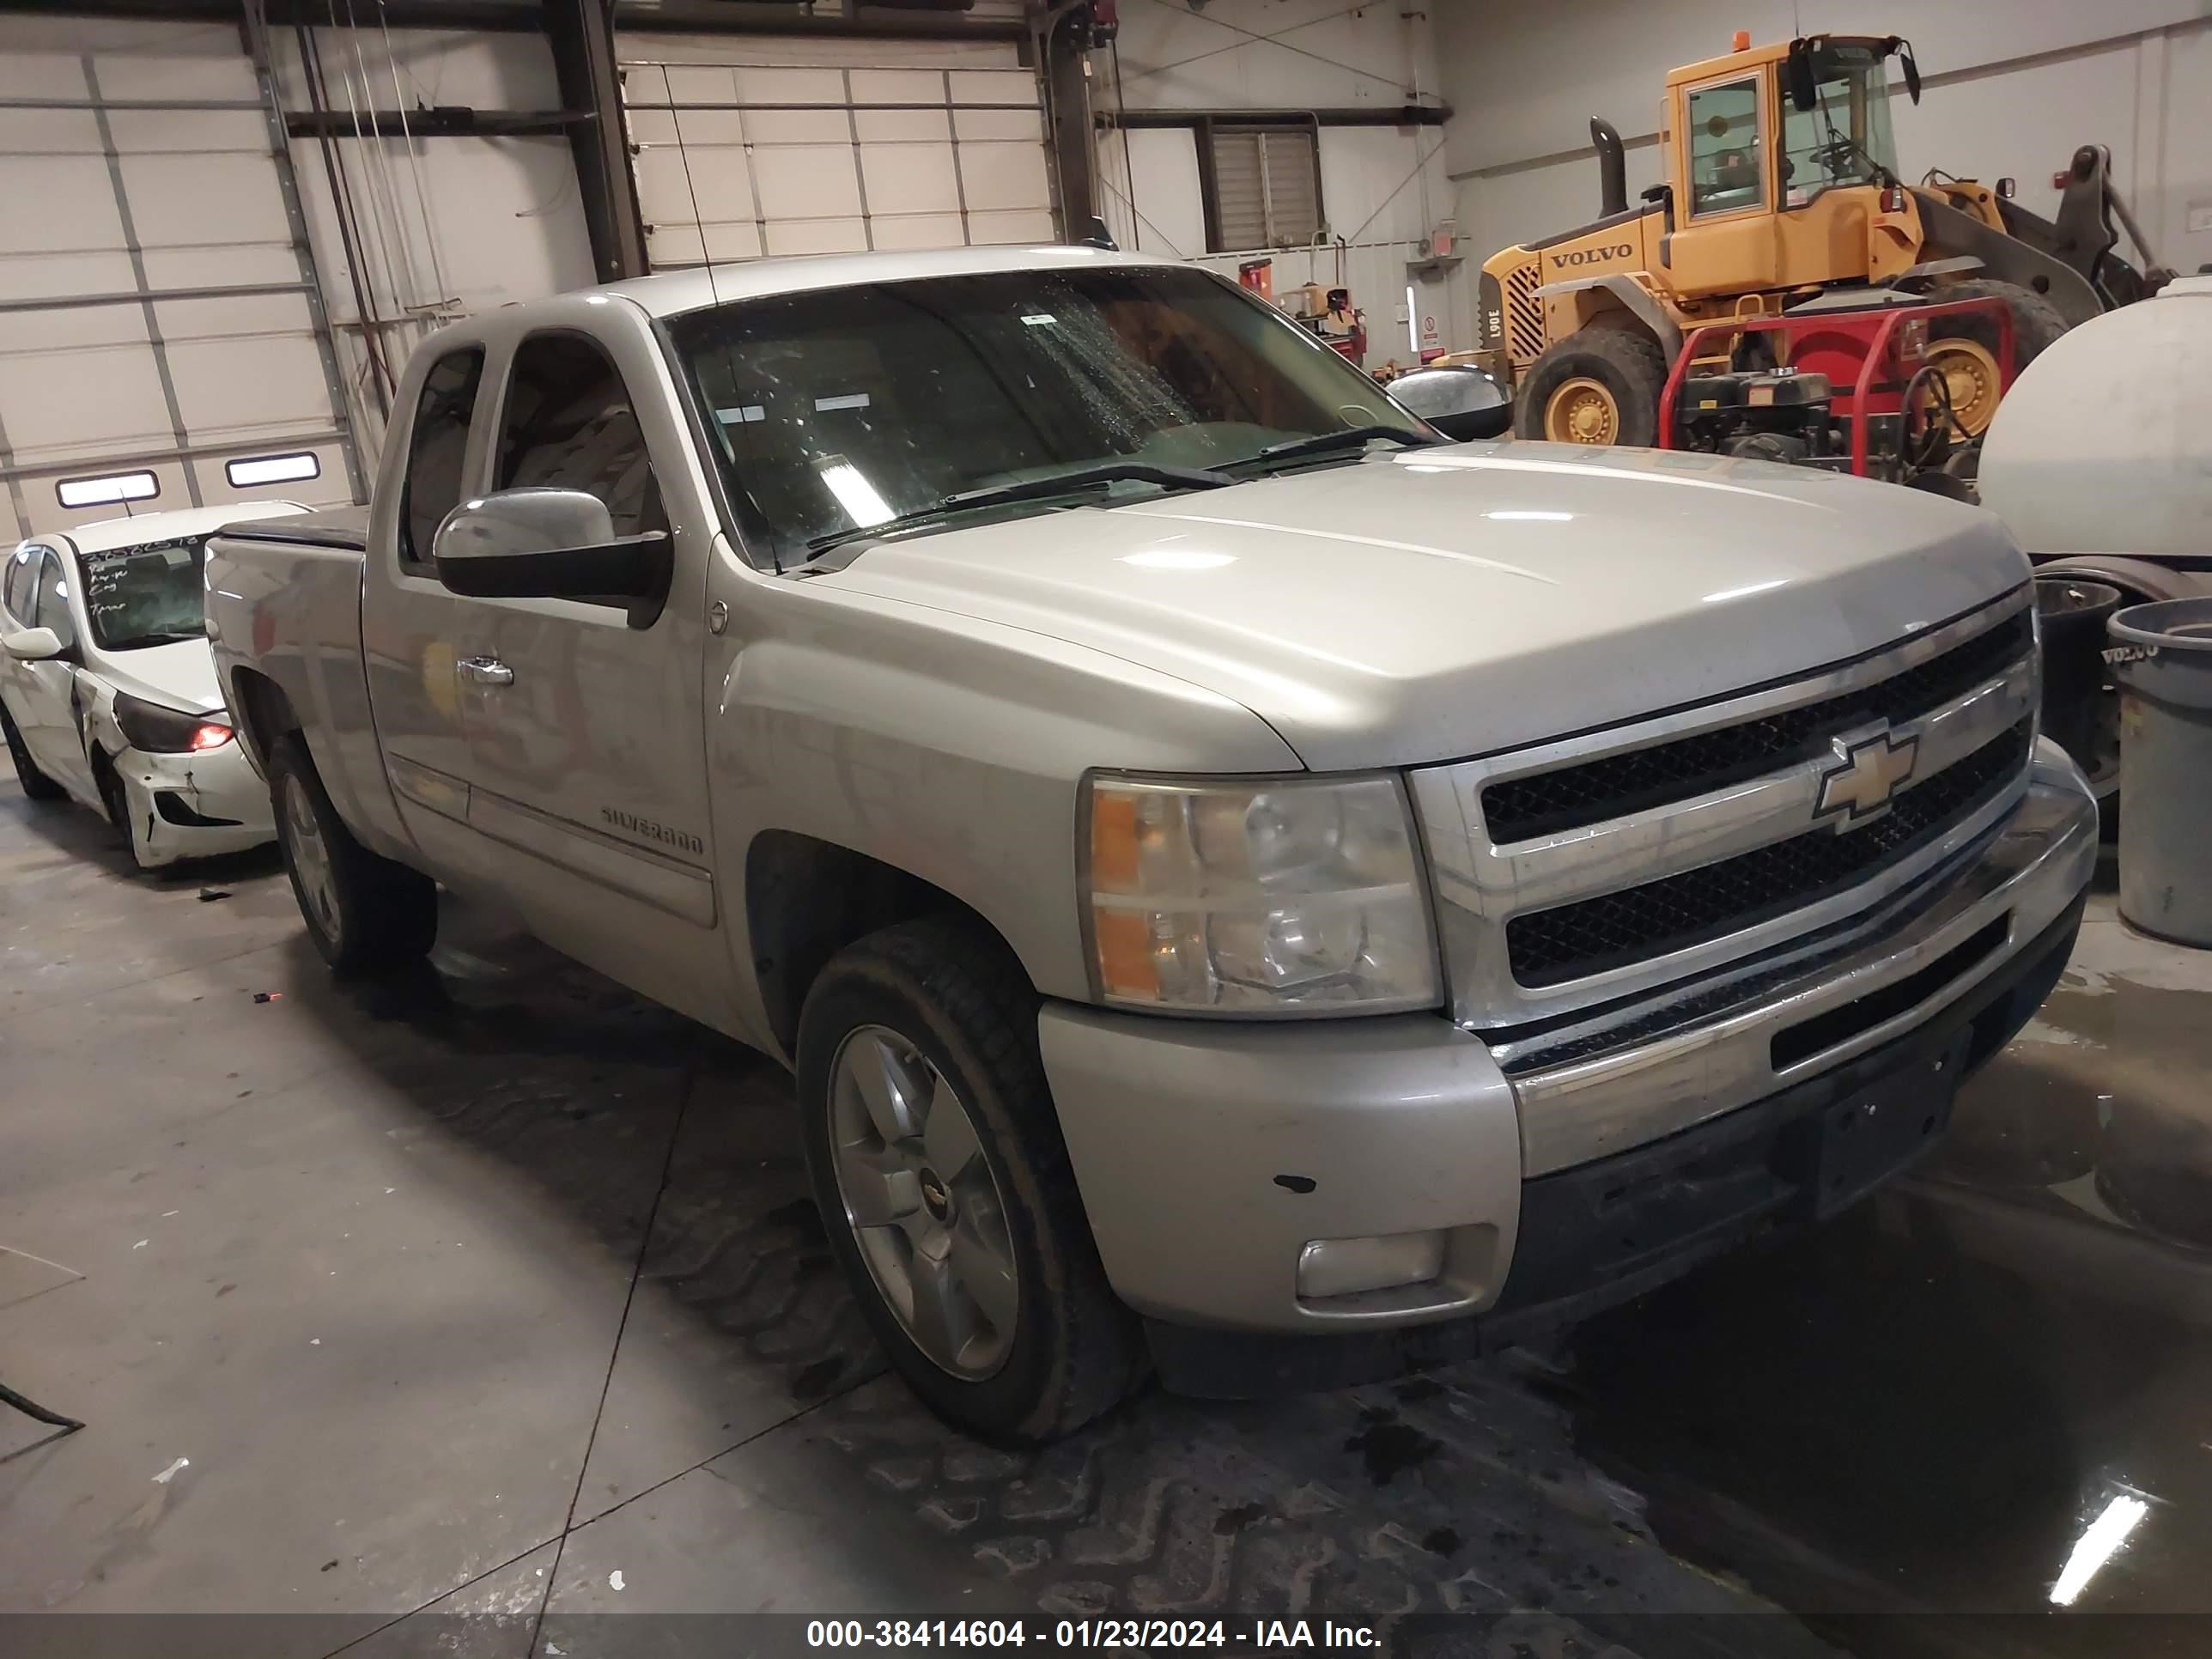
432;488;672;609
1899;44;1923;104
3;625;64;662
1784;40;1819;112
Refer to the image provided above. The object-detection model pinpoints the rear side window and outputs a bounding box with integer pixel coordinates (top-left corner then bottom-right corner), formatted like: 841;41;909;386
399;347;485;572
33;550;76;652
3;545;38;622
495;333;665;538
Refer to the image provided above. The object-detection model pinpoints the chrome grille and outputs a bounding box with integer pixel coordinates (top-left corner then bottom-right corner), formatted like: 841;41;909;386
1504;263;1546;362
1408;591;2040;1030
1482;606;2035;845
1505;720;2032;985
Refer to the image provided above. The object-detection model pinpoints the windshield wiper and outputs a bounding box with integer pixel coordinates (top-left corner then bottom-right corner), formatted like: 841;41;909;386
805;461;1232;555
1233;425;1443;471
101;630;199;650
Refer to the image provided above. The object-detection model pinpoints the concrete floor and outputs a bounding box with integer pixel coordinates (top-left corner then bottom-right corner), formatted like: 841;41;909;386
4;773;2209;1659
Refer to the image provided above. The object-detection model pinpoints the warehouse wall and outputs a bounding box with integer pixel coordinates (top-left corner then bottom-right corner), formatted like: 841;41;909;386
1435;0;2212;339
270;25;594;459
1099;0;1459;362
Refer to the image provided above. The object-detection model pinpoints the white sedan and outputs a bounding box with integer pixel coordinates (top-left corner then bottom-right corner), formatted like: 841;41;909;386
0;502;307;868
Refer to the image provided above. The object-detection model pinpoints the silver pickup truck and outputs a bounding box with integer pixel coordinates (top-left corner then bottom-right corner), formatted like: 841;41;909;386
205;246;2096;1442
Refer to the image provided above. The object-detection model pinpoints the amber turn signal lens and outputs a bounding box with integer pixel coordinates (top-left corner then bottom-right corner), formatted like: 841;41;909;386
1089;787;1140;892
1091;907;1159;1000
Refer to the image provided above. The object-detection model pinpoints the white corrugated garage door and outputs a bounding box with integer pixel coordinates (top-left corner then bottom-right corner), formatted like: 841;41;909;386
0;18;360;542
617;33;1056;268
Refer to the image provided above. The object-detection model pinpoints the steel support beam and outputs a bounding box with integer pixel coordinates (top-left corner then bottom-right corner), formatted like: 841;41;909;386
285;106;588;139
0;282;311;315
1100;104;1451;130
0;0;1026;37
1040;5;1096;239
544;0;650;283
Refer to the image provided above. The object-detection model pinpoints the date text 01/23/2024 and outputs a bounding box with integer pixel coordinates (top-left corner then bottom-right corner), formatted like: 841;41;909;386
805;1621;1381;1650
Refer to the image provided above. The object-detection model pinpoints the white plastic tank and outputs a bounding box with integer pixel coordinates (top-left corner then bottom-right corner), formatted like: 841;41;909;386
1978;276;2212;557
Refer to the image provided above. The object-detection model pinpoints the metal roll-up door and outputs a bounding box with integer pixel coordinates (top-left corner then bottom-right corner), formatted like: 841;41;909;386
0;18;361;540
617;34;1056;267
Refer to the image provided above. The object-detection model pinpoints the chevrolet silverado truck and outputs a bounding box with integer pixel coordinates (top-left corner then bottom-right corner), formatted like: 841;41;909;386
204;246;2097;1442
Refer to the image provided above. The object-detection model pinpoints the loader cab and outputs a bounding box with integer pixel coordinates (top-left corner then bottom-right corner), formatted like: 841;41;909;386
1662;35;1918;301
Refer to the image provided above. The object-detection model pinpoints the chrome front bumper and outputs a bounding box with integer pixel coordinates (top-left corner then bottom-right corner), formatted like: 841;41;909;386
1504;744;2098;1176
1042;745;2096;1336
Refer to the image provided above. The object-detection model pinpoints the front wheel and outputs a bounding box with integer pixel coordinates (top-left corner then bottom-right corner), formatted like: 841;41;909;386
1924;279;2069;436
268;733;437;974
1514;328;1671;447
797;916;1144;1443
1;703;64;801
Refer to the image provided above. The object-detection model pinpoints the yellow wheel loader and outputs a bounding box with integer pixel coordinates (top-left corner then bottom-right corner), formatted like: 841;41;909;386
1478;32;2172;448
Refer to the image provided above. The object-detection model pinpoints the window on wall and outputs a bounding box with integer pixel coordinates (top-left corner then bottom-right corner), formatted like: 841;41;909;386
1205;124;1322;252
1686;76;1765;216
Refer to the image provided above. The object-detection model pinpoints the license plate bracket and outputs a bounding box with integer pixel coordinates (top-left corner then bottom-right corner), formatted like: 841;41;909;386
1808;1040;1964;1218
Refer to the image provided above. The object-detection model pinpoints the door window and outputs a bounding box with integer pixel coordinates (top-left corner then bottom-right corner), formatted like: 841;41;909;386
3;544;39;623
33;550;76;652
399;347;485;573
1686;76;1765;216
495;333;665;539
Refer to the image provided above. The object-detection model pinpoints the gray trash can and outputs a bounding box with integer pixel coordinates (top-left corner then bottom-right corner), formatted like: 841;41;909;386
2108;598;2212;945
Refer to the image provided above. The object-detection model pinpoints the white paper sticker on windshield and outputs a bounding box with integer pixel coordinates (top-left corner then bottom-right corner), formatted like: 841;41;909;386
714;405;764;424
814;393;871;412
1021;314;1057;326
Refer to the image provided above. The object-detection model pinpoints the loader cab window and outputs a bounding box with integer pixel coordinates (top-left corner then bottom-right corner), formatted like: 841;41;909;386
1780;46;1899;205
399;347;485;574
1686;76;1765;216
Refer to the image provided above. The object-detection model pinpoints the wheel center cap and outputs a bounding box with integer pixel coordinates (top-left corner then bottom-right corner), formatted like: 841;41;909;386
918;1168;953;1222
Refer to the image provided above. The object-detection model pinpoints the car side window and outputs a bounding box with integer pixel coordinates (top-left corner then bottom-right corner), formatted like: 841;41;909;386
398;347;486;573
3;545;39;623
33;550;76;652
495;332;665;539
1686;76;1764;216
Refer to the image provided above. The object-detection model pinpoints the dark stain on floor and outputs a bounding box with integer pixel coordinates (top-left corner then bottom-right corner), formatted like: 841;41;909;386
1343;1407;1442;1486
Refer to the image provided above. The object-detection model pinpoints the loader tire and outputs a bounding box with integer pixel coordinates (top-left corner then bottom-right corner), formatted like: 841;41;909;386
1515;329;1670;447
1925;280;2069;437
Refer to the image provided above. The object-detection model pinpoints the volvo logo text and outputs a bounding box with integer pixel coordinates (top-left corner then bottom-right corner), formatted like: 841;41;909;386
1551;243;1634;268
1815;729;1920;827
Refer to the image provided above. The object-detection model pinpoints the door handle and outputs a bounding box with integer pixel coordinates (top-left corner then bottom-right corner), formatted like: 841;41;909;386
458;655;514;687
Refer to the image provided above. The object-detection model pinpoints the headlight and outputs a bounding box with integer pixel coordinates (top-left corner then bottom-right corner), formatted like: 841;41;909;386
1084;774;1439;1015
112;690;232;754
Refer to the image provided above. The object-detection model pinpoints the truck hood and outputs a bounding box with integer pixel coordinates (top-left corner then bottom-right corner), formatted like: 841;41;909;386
823;441;2029;770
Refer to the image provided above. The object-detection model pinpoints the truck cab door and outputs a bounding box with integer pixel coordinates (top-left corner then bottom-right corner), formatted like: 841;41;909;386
360;342;513;899
1662;68;1782;298
443;314;732;1032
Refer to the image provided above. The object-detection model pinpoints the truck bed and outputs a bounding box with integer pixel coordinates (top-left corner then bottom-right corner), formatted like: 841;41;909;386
204;501;403;859
216;503;369;552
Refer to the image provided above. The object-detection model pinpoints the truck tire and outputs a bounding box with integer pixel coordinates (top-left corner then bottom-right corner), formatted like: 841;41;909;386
797;915;1145;1444
1514;329;1670;447
1926;279;2069;437
1;704;64;800
268;732;437;974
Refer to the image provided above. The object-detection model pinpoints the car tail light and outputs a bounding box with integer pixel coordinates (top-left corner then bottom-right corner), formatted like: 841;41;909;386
191;723;233;751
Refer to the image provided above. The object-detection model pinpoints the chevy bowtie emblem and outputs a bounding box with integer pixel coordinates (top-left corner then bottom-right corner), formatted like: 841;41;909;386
1816;728;1920;826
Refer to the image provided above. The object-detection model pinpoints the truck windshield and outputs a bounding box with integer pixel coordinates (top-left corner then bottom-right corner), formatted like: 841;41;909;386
77;534;209;651
1780;46;1899;205
663;265;1430;560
